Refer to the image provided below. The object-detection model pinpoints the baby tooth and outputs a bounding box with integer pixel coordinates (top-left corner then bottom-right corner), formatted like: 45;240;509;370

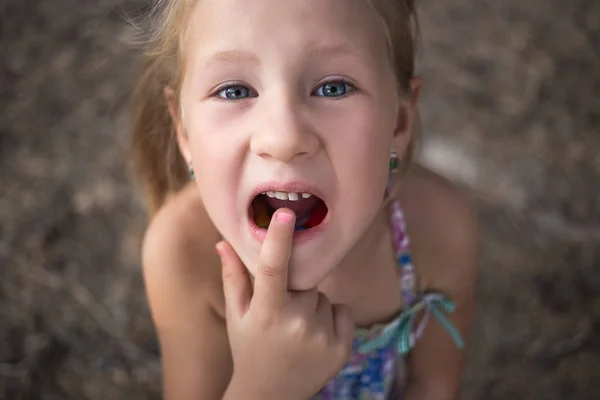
302;193;312;199
266;192;276;198
288;192;299;201
275;191;288;200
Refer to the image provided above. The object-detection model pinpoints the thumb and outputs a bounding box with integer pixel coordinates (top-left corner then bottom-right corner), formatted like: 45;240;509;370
217;241;252;319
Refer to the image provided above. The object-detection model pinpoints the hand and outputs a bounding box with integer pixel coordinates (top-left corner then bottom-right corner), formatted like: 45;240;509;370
217;208;354;400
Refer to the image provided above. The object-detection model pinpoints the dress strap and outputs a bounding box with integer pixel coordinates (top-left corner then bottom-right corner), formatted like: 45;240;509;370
395;293;464;354
384;199;464;354
357;293;464;355
388;200;418;306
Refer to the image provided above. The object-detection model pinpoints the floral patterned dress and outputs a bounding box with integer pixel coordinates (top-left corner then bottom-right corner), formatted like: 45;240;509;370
312;201;464;400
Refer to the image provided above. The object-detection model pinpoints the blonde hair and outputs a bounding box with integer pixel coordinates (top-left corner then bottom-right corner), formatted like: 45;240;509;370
129;0;420;215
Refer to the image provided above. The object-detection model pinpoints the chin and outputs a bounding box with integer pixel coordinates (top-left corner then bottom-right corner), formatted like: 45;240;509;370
285;245;344;291
236;239;345;291
286;263;331;291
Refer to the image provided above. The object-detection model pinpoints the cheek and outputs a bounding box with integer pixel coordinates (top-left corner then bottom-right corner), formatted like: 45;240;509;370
185;104;243;177
329;107;392;197
185;113;244;230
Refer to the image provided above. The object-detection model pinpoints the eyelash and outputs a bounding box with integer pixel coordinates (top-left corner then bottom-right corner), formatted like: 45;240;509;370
312;77;357;98
210;78;358;101
211;81;256;101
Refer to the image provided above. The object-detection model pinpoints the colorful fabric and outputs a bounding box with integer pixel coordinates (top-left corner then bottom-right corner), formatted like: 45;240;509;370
311;200;464;399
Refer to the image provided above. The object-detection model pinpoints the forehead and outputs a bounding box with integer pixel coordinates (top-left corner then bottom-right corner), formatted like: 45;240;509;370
183;0;389;68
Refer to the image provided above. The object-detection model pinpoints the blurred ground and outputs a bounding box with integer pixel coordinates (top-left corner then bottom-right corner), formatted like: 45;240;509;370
0;0;599;399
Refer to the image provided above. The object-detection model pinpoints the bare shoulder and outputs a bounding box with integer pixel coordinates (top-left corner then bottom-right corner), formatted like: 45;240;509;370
142;183;226;326
142;185;234;398
396;169;478;395
399;164;480;300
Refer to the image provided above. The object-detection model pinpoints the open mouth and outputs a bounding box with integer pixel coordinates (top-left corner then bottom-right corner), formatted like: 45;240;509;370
249;191;328;231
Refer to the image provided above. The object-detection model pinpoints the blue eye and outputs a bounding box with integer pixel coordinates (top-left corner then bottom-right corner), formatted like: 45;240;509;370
217;85;251;100
314;81;355;98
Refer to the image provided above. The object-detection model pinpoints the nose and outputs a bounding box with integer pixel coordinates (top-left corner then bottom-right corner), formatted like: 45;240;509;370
250;93;319;163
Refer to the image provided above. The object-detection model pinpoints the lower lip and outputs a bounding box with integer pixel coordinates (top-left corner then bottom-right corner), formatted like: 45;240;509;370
247;211;330;245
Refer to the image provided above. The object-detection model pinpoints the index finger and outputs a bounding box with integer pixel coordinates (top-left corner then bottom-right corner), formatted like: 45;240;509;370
252;208;295;310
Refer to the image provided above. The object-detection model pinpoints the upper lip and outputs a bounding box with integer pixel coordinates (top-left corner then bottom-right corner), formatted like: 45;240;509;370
248;181;327;207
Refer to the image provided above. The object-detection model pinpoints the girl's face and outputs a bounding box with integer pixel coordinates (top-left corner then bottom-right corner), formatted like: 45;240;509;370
176;0;413;289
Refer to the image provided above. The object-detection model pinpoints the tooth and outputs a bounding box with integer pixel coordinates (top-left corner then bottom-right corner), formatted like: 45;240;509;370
302;193;312;199
288;192;299;201
266;192;276;198
275;191;288;200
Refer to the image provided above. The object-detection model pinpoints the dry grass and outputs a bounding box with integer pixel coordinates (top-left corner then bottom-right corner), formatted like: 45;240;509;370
1;0;599;398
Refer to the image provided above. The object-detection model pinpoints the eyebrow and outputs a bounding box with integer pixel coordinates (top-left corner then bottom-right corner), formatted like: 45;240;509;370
201;42;369;69
306;42;368;61
201;50;261;69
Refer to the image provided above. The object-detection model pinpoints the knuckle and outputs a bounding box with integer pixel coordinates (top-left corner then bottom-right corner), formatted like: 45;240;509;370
333;304;352;324
334;341;352;361
313;329;330;348
221;268;236;284
288;315;310;335
259;262;283;278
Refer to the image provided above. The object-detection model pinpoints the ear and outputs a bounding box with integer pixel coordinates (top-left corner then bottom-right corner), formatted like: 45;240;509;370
392;77;422;153
165;87;192;164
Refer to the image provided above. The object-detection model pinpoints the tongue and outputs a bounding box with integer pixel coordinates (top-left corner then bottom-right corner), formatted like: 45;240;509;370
266;196;319;216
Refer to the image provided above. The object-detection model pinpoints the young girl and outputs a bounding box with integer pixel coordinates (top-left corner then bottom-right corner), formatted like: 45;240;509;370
131;0;479;399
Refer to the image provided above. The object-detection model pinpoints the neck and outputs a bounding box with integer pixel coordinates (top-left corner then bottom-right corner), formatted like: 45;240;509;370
319;205;403;326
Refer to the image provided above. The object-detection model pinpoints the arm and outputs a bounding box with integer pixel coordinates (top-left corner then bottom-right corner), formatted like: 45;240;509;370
142;203;233;400
403;182;480;400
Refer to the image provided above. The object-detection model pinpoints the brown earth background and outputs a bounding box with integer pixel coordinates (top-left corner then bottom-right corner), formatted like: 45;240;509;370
1;0;599;399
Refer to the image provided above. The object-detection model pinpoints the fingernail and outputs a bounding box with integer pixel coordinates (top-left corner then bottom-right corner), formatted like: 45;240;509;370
276;210;294;225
